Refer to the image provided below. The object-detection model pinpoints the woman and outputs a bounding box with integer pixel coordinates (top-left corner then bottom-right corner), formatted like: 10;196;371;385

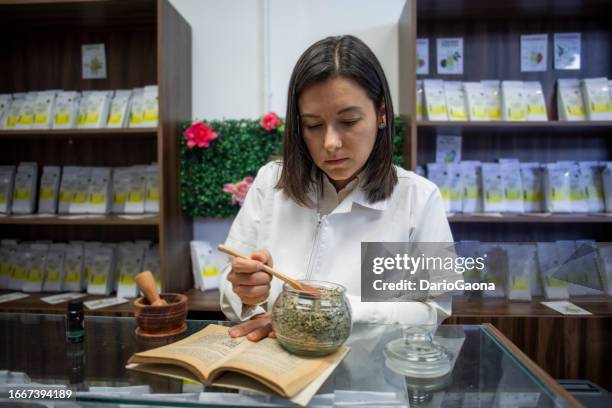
220;35;453;341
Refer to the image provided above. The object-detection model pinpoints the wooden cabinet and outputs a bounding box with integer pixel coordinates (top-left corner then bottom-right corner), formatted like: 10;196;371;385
0;0;192;298
398;0;612;389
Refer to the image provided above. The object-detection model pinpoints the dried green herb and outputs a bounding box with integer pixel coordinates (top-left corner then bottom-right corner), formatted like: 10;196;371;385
273;287;351;348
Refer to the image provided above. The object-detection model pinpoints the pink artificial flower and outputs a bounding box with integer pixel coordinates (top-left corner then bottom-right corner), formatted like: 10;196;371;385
183;120;218;148
260;112;282;132
223;176;254;206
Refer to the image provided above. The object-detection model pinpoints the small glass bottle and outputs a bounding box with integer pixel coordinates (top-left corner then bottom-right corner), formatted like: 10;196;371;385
66;299;85;343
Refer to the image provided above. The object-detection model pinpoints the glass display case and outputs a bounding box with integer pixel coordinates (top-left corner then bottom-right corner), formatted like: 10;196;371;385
0;313;580;407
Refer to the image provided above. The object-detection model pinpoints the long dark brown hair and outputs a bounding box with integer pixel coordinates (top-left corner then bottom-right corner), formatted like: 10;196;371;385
276;35;397;207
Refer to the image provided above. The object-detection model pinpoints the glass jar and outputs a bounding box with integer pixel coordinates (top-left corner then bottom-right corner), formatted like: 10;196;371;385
271;280;352;357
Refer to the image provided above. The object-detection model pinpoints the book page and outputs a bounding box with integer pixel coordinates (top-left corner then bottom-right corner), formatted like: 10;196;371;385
128;324;251;380
214;346;349;407
220;337;347;397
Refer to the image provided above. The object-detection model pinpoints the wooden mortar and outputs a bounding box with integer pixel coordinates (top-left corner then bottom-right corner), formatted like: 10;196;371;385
133;271;188;338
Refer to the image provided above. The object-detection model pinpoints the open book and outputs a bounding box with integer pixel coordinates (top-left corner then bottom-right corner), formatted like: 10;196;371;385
126;324;349;406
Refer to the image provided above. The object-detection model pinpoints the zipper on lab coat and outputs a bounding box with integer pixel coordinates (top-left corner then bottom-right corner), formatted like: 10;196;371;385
305;213;325;280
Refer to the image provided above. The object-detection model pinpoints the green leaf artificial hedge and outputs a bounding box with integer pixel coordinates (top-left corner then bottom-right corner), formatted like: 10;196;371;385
180;116;405;218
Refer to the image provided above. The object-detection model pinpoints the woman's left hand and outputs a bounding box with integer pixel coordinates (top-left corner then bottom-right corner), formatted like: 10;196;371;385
228;312;276;341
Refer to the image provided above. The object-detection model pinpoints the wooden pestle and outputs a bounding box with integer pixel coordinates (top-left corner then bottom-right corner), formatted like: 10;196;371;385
135;271;167;306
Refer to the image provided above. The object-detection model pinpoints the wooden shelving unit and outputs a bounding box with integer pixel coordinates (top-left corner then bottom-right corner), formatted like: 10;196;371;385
397;0;612;389
0;0;193;306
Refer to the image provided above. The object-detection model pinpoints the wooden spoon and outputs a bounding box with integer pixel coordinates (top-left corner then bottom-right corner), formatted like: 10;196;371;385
135;271;167;306
217;245;321;297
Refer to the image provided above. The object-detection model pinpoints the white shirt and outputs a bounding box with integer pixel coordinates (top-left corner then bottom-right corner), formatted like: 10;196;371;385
219;161;454;324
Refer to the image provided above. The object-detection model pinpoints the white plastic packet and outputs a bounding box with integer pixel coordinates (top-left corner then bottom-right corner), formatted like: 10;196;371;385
4;94;25;129
128;88;145;127
447;163;463;213
0;94;12;129
460;161;483;213
602;163;612;213
87;167;112;214
424;79;448;120
463;82;488;121
520;163;544;213
480;80;502;120
499;159;524;213
536;242;569;299
107;90;132;128
14;92;37;129
53;91;80;129
78;91;112;128
12;162;38;214
63;242;85;292
444;81;468;121
523;81;548;121
191;241;220;291
31;91;56;129
85;245;115;296
557;79;586;121
23;243;49;293
581;77;612;120
579;162;605;213
427;163;451;212
38;166;61;214
144;164;159;213
481;163;506;212
501;81;527;121
141;85;158;127
543;163;571;213
42;243;67;292
69;167;92;214
505;244;536;301
0;246;17;289
58;166;79;214
8;245;29;291
116;243;145;298
0;166;16;214
562;162;588;213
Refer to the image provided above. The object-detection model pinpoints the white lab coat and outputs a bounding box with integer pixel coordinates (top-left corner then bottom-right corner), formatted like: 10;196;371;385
219;161;454;324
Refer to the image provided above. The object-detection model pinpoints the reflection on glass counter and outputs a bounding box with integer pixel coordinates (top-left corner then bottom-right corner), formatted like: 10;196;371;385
0;314;579;407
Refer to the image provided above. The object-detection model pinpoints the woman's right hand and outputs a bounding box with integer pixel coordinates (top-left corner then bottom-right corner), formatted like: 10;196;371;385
226;249;273;305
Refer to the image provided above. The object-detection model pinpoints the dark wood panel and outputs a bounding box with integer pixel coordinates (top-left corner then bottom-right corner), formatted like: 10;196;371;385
0;137;157;167
418;0;612;21
417;124;612;166
0;0;157;29
0;23;156;93
449;221;612;242
446;315;612;392
0;224;158;241
0;128;157;139
157;0;192;293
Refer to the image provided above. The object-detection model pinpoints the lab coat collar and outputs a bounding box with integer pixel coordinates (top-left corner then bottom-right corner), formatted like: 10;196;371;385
321;170;389;215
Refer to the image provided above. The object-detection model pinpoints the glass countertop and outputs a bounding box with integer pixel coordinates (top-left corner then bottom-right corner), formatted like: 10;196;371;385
0;313;577;407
